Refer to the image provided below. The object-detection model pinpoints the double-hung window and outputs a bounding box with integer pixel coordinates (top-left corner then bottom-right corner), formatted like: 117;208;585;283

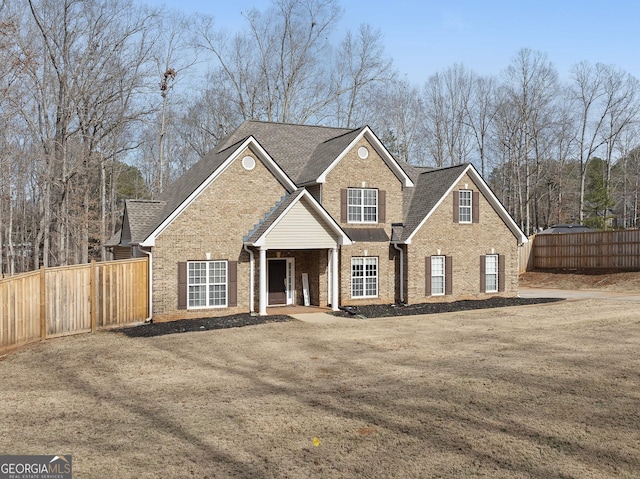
351;257;378;298
485;255;498;293
188;260;227;308
459;190;472;223
431;256;445;295
348;188;378;223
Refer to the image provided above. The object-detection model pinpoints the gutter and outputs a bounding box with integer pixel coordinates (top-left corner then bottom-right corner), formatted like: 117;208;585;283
137;247;153;323
243;244;255;314
392;243;404;304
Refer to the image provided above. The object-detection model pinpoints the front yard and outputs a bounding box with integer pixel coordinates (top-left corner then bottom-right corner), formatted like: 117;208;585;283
1;298;639;478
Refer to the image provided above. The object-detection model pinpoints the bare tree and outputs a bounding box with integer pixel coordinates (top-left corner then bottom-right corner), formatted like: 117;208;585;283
423;64;474;167
568;62;633;222
369;79;425;164
330;24;394;127
463;73;498;177
193;0;342;124
500;48;558;234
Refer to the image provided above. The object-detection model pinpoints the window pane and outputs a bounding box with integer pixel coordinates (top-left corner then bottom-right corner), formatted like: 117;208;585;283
363;206;377;222
188;285;207;307
188;260;227;308
209;261;226;284
431;256;444;275
352;278;363;297
348;188;377;223
352;257;378;298
189;262;207;284
348;205;361;222
432;277;444;295
486;255;498;274
431;256;445;295
363;189;377;206
365;277;377;296
485;255;498;292
209;284;226;306
459;190;472;223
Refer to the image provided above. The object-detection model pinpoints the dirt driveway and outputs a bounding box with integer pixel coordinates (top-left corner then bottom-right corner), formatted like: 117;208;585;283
2;295;639;478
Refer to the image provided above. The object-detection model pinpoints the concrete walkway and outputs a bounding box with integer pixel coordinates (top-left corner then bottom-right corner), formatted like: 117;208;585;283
289;311;362;324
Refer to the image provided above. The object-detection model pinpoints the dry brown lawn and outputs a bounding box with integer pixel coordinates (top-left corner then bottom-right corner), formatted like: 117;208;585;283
1;297;639;478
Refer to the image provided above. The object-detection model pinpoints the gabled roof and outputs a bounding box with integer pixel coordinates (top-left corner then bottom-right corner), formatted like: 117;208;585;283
122;200;167;245
216;121;414;187
139;136;297;247
244;188;352;247
216;121;356;184
398;163;528;244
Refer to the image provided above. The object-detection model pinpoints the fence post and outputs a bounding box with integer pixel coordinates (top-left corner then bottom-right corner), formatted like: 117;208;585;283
39;266;46;341
90;260;97;332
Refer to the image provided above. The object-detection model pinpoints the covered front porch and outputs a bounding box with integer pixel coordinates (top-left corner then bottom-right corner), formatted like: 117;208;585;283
255;247;340;315
242;188;352;316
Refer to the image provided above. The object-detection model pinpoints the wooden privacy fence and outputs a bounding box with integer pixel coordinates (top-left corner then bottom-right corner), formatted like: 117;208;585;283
518;236;536;274
532;229;640;271
0;257;148;353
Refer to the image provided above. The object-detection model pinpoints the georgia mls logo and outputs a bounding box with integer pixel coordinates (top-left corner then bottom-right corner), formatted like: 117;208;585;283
0;455;72;479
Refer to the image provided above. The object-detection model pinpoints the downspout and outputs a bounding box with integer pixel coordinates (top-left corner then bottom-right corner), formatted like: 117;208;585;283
137;247;153;323
393;243;404;304
243;244;255;314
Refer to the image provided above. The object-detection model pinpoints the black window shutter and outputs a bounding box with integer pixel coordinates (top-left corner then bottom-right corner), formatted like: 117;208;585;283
340;189;347;222
479;255;486;293
378;190;386;223
425;256;431;296
453;190;459;222
178;262;187;309
228;261;238;306
445;256;453;295
498;255;505;292
472;191;480;223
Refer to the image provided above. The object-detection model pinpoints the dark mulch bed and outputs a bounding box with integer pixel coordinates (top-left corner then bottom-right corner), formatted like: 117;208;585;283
114;297;562;338
333;297;564;318
115;314;293;338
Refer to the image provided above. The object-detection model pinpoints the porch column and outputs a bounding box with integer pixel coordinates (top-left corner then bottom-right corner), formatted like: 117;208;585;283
259;247;267;316
331;247;339;311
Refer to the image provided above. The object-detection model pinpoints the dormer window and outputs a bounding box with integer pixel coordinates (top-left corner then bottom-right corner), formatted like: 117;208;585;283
347;188;378;223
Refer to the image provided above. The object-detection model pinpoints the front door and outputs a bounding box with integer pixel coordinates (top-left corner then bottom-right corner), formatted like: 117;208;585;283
268;259;287;305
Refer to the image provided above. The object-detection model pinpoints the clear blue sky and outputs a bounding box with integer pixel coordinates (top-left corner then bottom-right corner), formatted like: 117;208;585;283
147;0;640;83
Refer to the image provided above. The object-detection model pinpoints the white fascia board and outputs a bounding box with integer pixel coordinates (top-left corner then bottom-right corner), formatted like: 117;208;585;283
466;165;528;244
316;127;414;187
141;136;296;246
403;164;528;245
252;190;352;247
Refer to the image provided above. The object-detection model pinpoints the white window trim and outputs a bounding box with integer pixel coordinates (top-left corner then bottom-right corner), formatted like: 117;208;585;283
459;189;472;224
187;260;228;309
431;255;445;296
485;254;498;293
348;188;378;224
351;257;378;298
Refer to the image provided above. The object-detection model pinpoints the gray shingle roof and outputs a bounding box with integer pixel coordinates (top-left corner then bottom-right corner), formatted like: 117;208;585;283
400;164;469;242
111;120;471;247
217;121;358;184
124;200;168;244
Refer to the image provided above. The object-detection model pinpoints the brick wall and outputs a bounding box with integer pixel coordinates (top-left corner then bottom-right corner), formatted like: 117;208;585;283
152;147;287;321
322;137;405;305
406;173;519;304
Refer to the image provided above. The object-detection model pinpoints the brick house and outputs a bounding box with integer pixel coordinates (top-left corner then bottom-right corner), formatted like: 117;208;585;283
107;121;527;321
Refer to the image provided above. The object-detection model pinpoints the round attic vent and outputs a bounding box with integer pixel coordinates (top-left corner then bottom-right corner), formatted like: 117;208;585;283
242;156;256;170
357;146;369;159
